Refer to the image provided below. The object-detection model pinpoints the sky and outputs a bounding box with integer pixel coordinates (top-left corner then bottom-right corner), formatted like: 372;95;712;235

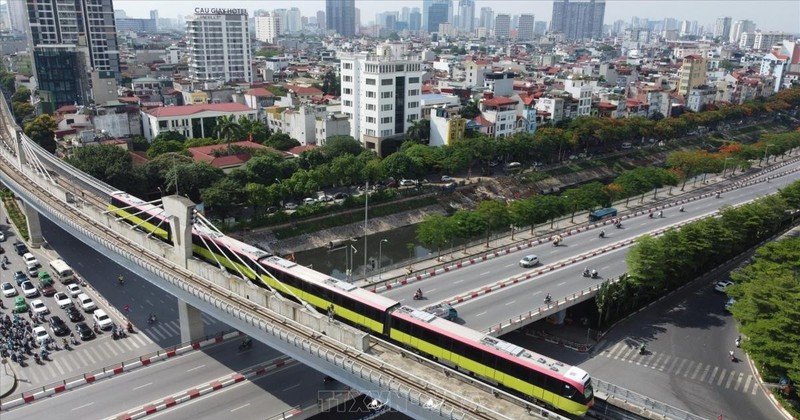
116;0;800;33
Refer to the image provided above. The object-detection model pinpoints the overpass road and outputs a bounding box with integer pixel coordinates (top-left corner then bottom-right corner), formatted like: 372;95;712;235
379;159;800;327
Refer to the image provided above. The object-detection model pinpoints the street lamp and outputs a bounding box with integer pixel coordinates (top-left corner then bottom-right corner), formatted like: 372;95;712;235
721;157;734;177
378;239;388;280
762;144;775;166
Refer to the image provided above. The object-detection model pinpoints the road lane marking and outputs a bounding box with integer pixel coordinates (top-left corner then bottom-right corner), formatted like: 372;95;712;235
86;347;101;363
163;322;180;336
74;348;90;365
505;300;516;306
479;271;490;276
72;402;94;411
133;382;153;391
725;371;736;388
187;364;206;373
475;311;486;317
283;384;300;391
650;353;665;370
734;373;744;391
428;288;437;293
674;359;688;376
44;361;57;377
505;263;515;268
453;280;463;284
230;403;251;412
708;367;719;384
716;369;727;386
97;343;113;358
752;379;759;395
52;358;66;375
699;365;710;382
681;361;694;377
743;375;753;393
557;281;566;286
690;362;702;379
619;347;635;361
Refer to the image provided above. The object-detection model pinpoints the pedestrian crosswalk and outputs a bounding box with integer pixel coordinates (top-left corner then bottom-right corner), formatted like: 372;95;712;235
17;315;222;388
599;342;760;395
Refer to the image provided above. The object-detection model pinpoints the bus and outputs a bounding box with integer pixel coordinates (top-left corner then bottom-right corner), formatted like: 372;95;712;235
589;207;617;222
48;259;75;284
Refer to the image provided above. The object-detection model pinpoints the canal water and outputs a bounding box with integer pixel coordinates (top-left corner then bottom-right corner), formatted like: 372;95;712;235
293;224;466;281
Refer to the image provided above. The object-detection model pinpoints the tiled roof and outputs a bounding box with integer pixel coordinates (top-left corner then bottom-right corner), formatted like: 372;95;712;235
143;103;254;118
284;84;323;96
246;88;274;97
55;105;78;114
482;96;518;107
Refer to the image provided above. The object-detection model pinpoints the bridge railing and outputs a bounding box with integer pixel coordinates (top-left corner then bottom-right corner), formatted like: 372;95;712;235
593;378;706;420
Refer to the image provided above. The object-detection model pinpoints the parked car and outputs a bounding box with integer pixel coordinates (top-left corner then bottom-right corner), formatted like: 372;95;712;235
75;322;95;340
284;202;298;210
77;293;96;312
725;297;736;312
49;316;70;336
66;283;81;298
399;179;416;187
13;271;27;286
93;309;113;330
30;299;49;316
34;325;51;345
440;175;453;182
1;281;17;298
38;278;56;297
13;296;28;313
333;192;349;200
21;280;38;298
65;305;84;322
714;280;734;293
519;255;540;268
0;231;5;241
303;197;317;205
27;265;39;278
54;292;73;308
318;195;334;203
22;252;39;269
265;206;279;214
14;241;28;256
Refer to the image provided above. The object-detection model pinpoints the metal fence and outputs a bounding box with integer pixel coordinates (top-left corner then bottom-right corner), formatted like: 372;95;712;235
593;378;708;420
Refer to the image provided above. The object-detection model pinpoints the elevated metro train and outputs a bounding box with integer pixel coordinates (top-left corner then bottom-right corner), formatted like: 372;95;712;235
109;191;594;415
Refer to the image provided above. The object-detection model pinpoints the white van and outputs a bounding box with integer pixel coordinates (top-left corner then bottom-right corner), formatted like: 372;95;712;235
621;142;633;149
49;259;75;284
503;162;522;173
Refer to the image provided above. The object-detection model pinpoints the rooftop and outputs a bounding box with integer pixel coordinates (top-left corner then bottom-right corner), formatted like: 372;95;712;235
143;103;254;118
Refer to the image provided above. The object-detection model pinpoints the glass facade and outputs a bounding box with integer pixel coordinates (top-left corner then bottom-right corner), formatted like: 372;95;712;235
33;47;90;111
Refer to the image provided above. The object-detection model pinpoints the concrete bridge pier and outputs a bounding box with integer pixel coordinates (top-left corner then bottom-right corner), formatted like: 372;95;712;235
178;300;205;342
23;201;45;247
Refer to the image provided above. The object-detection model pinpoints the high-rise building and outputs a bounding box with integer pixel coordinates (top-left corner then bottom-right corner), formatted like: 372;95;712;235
339;43;425;154
26;0;120;109
326;0;355;37
752;31;792;51
8;0;27;34
149;9;158;31
458;0;475;33
534;20;547;35
255;13;281;44
285;7;302;33
401;7;410;24
427;2;448;32
494;14;510;38
550;0;606;40
186;8;251;83
677;55;706;96
518;14;534;40
479;7;493;29
730;20;755;44
714;16;732;41
409;9;421;31
317;11;325;30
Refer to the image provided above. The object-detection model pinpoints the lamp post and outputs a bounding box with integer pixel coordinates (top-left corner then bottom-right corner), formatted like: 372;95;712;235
378;239;388;280
721;157;734;177
762;144;775;166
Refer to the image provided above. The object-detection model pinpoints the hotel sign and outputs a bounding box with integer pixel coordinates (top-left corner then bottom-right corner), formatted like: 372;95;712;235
194;8;247;16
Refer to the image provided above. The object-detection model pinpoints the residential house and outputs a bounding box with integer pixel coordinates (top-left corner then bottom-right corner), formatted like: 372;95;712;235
141;103;257;141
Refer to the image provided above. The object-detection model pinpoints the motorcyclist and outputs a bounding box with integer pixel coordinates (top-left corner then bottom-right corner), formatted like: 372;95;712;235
649;212;654;218
117;275;125;285
729;350;735;361
679;205;685;212
583;267;590;277
599;230;605;238
544;293;552;303
415;288;423;299
615;221;623;228
658;211;663;218
639;343;646;354
735;336;741;347
591;269;598;278
716;192;721;198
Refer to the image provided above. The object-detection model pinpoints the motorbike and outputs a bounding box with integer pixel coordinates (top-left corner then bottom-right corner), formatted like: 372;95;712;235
40;349;49;360
238;339;253;351
70;336;78;346
591;270;599;279
413;292;424;301
598;231;605;238
716;192;721;199
679;206;685;212
639;344;647;355
544;295;552;305
582;269;591;278
33;353;41;364
615;222;623;229
735;337;741;348
729;351;736;362
147;314;157;325
127;323;134;333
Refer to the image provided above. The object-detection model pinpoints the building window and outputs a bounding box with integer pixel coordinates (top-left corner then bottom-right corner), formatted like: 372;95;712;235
343;75;352;82
381;129;393;136
408;102;419;108
381;116;393;124
396;65;404;72
408;77;420;83
366;129;376;136
366;91;376;98
408;89;419;96
381;104;392;111
343;100;352;107
407;114;418;122
366;78;376;85
343;88;352;94
381;79;393;86
381;91;393;98
343;62;352;70
366;116;376;123
366;104;376;111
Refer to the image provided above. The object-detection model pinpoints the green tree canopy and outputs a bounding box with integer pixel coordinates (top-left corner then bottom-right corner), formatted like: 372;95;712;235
23;114;57;153
263;132;300;151
65;144;143;192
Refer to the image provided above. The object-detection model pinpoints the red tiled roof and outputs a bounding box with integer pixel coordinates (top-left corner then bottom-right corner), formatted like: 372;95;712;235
483;96;518;107
118;97;139;103
55;105;78;114
598;102;617;109
517;93;536;106
188;141;266;158
129;151;149;167
246;88;274;98
287;144;316;155
472;115;492;127
144;103;254;118
284;84;323;96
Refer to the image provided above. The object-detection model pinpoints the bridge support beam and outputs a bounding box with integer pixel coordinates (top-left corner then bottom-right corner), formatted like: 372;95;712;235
177;300;205;343
22;201;45;247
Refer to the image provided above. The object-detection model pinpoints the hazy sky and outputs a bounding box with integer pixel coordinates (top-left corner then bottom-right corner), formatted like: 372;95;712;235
116;0;800;33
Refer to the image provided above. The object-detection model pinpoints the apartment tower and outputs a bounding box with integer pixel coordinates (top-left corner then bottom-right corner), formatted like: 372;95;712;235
550;0;605;40
186;8;252;83
326;0;355;37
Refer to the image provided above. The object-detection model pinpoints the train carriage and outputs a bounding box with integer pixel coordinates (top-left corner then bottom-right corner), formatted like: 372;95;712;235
388;306;593;416
108;192;172;242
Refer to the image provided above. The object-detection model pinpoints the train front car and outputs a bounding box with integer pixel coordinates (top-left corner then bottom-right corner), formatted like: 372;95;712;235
388;306;593;416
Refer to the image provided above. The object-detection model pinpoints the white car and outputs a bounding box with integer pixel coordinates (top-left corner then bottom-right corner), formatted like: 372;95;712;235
284;202;298;210
54;292;73;308
303;197;317;205
318;195;334;203
77;293;96;312
714;280;734;293
399;179;416;187
0;231;5;241
33;325;51;345
1;281;17;297
21;280;39;298
67;283;81;298
30;299;49;315
440;175;453;182
22;252;39;269
93;309;113;330
519;255;540;268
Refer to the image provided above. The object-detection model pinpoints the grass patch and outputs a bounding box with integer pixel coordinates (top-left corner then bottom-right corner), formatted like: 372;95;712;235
1;189;29;241
521;171;553;183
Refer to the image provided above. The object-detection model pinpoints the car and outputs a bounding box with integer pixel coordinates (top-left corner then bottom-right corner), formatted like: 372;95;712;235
49;316;70;336
488;160;499;167
725;297;736;312
714;280;734;293
33;325;51;345
38;279;56;297
519;255;540;268
265;206;279;214
0;245;4;254
27;265;39;278
53;292;73;308
14;241;28;256
333;192;349;200
303;197;317;205
22;252;39;269
30;299;49;315
0;231;5;241
1;281;17;297
440;175;453;182
13;271;27;286
67;283;81;298
75;322;95;340
399;179;416;187
65;305;84;322
77;293;96;312
318;195;333;203
93;309;113;330
21;280;38;298
284;202;298;210
13;296;28;313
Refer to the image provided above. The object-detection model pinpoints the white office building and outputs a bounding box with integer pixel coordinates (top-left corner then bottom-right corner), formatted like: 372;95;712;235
186;8;252;83
340;43;425;155
255;13;281;43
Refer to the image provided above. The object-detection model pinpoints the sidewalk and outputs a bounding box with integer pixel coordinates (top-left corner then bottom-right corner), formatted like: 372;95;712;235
0;361;16;399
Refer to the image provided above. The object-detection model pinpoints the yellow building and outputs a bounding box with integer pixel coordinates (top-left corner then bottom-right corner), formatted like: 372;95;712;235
430;108;466;146
677;55;707;96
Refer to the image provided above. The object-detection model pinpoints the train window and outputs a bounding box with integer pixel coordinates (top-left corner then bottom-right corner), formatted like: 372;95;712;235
562;384;577;398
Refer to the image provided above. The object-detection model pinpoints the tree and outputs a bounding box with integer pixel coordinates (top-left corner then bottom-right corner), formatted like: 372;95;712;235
405;119;431;144
213;115;243;151
65;145;143;193
322;135;362;159
164;162;225;203
321;69;341;96
23;115;57;153
263;132;300;151
417;214;452;257
380;152;423;180
147;140;184;158
201;178;245;218
237;116;269;143
12;101;33;124
153;131;187;143
460;99;481;119
11;86;30;103
475;200;509;246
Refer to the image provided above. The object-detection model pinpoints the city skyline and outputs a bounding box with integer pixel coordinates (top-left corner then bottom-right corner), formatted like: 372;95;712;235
114;0;800;33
